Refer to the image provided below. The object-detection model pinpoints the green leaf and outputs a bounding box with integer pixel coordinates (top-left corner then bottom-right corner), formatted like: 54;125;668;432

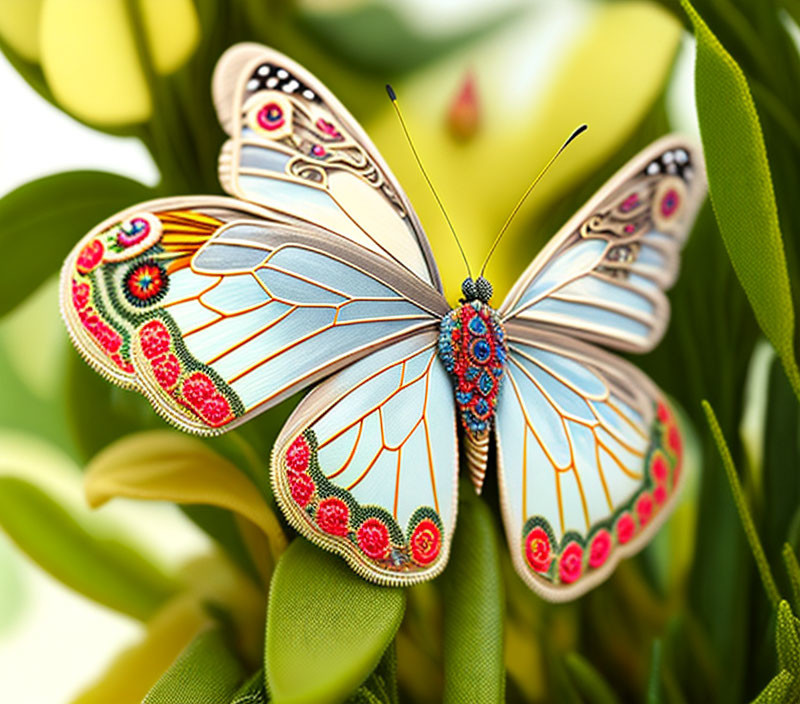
776;601;800;676
440;485;504;704
0;170;154;316
761;355;800;572
265;539;405;704
564;652;620;704
143;627;246;703
647;640;663;704
0;475;176;620
231;670;267;704
783;544;800;614
752;670;794;704
702;400;781;606
299;1;520;76
681;0;800;401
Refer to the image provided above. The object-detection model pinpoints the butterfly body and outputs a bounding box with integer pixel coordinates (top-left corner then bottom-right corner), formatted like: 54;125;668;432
438;293;507;491
60;42;707;600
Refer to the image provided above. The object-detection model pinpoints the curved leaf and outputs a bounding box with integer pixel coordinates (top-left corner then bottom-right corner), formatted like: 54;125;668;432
0;171;153;315
0;475;177;620
440;485;504;703
84;430;287;566
265;539;405;704
143;627;245;703
682;0;800;401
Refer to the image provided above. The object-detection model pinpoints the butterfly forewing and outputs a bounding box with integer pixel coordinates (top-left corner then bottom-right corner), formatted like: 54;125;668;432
212;43;442;291
271;331;458;585
60;196;447;435
500;136;705;353
495;137;704;599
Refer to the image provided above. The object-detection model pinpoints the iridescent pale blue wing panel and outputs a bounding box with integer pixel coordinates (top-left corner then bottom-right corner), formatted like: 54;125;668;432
212;43;442;290
271;331;458;585
499;137;706;353
60;196;448;435
495;324;685;601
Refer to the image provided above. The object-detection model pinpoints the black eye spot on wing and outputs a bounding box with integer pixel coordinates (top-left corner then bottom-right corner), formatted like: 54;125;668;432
244;63;321;103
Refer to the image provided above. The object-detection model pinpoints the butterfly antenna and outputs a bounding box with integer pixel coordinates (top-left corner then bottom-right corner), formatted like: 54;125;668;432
386;84;473;279
479;124;588;277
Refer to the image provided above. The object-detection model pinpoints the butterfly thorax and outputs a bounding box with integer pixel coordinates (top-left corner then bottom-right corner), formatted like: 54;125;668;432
438;279;507;492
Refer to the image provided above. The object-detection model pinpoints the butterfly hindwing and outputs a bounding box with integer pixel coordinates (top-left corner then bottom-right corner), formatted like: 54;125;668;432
496;325;684;600
271;330;458;584
212;43;442;290
500;137;705;353
494;136;704;600
60;196;447;434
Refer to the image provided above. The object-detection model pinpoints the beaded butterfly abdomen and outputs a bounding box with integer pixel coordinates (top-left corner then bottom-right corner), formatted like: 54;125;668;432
60;42;705;600
439;283;507;490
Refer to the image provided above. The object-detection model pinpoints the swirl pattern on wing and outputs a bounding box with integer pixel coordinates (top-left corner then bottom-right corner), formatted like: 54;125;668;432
500;137;706;353
495;325;683;600
212;43;441;290
271;332;458;585
60;197;448;435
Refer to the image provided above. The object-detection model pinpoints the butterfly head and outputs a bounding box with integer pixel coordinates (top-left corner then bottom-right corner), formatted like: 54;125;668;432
460;276;493;304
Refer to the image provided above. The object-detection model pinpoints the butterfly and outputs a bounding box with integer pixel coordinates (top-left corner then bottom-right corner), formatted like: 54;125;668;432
60;42;706;601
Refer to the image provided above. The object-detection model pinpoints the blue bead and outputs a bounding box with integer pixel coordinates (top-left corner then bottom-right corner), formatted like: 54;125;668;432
478;371;494;395
471;339;491;363
468;316;487;335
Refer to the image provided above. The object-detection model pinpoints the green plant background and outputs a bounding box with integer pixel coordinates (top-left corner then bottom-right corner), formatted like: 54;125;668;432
1;0;800;702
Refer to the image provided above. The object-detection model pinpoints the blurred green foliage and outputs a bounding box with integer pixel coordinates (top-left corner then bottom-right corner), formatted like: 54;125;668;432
1;0;800;702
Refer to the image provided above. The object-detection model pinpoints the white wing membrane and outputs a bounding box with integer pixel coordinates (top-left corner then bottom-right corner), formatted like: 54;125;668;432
213;44;442;289
271;331;458;585
496;323;685;601
60;196;448;435
500;137;706;353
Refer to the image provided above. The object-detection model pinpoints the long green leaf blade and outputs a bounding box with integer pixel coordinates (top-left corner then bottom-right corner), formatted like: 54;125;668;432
681;0;800;401
702;400;781;606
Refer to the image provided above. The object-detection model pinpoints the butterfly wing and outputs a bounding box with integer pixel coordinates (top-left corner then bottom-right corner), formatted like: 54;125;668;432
271;330;458;584
499;136;706;353
494;137;704;600
212;43;442;290
60;196;448;434
496;325;684;600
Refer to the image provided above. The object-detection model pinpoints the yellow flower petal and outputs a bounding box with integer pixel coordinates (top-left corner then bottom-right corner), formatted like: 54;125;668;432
0;0;44;62
39;0;151;125
84;430;287;564
138;0;199;75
